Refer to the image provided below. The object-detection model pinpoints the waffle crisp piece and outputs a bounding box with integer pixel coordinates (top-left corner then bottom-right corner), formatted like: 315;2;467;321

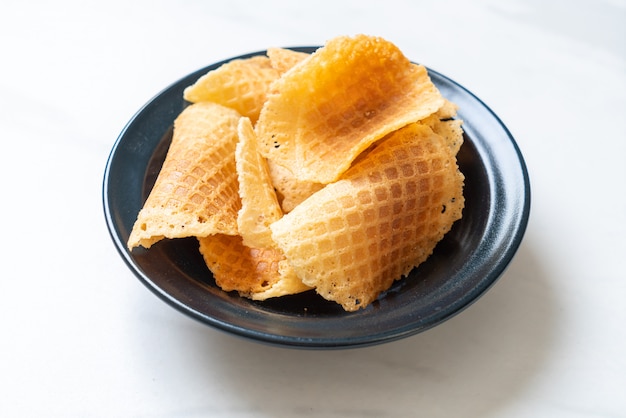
183;55;279;124
267;159;323;213
127;102;242;250
198;234;311;300
266;47;310;75
265;47;324;212
235;117;282;249
270;123;464;311
420;98;464;156
255;34;445;184
198;117;311;300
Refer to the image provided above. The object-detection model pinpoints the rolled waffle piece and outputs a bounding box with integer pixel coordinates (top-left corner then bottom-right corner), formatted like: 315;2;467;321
198;234;311;301
183;56;279;123
255;34;445;184
127;102;242;250
235;117;282;249
270;123;465;311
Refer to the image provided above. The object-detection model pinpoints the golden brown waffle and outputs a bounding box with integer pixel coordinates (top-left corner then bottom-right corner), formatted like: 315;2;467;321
255;34;445;184
183;56;279;124
198;234;311;300
270;123;464;311
127;102;242;249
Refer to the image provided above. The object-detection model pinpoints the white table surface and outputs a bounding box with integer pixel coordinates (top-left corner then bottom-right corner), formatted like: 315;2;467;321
1;0;624;417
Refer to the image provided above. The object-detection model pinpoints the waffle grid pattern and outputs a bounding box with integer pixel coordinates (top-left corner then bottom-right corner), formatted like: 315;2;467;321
271;123;464;311
184;56;279;123
127;103;241;249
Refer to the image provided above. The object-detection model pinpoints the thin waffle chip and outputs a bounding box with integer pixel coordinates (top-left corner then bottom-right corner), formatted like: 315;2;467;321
267;47;310;75
267;159;323;213
235;117;282;249
255;34;445;184
183;56;279;123
420;99;464;155
270;123;464;311
127;102;241;249
198;234;311;300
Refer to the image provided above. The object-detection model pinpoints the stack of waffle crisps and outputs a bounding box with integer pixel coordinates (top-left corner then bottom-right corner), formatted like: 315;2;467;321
128;34;465;311
270;123;464;311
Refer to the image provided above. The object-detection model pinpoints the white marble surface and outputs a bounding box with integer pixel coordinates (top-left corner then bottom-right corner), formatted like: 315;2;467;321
1;0;625;416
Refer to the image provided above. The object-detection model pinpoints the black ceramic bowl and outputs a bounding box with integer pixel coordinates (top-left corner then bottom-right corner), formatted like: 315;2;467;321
103;47;530;349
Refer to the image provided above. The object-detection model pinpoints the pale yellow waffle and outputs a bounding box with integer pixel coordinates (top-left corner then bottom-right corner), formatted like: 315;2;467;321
235;117;282;249
259;47;325;213
183;56;279;123
266;159;323;213
255;34;445;184
266;47;310;75
270;123;464;311
419;98;464;155
127;102;242;250
198;234;311;300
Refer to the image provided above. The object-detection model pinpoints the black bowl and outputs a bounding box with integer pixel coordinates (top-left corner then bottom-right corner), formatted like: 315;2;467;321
103;47;530;349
